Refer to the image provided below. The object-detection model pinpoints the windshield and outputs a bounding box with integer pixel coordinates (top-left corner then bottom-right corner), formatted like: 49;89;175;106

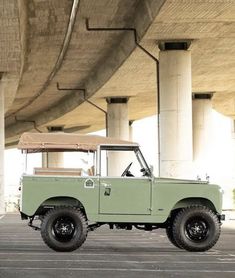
100;146;151;177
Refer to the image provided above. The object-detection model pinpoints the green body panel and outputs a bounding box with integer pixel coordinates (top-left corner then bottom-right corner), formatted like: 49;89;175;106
99;177;151;215
21;176;99;218
21;174;223;224
151;178;222;219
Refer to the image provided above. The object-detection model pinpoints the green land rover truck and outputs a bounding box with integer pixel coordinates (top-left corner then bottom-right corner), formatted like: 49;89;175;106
18;132;224;252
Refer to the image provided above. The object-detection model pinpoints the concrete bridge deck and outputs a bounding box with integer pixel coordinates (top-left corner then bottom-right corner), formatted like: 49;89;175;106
1;0;235;144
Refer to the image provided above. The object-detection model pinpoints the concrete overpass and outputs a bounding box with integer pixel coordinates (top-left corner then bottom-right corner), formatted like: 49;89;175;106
1;0;235;212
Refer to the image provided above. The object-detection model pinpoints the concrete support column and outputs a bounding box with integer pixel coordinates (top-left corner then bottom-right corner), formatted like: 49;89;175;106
159;43;192;178
193;94;214;177
193;95;235;208
0;87;5;214
129;121;134;141
42;152;48;168
42;127;64;168
42;152;64;168
106;98;129;176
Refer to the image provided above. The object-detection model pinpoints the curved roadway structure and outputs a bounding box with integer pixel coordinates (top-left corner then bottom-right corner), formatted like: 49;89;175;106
1;0;235;144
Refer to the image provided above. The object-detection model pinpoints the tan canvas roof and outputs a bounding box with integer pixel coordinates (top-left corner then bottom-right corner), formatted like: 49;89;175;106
18;132;138;152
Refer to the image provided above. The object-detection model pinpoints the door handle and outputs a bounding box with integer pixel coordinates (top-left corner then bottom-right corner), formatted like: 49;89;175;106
104;187;111;196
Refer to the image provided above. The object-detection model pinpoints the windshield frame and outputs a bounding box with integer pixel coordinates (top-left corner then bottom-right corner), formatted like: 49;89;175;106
97;145;152;178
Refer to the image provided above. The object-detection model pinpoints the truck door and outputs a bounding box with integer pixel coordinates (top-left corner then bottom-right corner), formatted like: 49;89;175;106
99;177;151;215
98;146;153;215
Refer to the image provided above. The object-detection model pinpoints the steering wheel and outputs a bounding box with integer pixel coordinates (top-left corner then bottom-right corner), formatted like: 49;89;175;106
121;162;133;177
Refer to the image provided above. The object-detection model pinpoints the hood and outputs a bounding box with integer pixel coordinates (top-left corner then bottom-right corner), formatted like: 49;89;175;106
154;177;209;184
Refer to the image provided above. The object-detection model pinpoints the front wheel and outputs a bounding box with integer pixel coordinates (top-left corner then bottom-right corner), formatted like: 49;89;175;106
165;226;183;249
172;206;221;252
41;207;88;252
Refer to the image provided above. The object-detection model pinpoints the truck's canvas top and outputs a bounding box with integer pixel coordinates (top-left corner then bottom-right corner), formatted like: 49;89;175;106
18;132;138;152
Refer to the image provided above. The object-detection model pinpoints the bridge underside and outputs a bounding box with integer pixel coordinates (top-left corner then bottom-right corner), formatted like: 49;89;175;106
0;0;235;145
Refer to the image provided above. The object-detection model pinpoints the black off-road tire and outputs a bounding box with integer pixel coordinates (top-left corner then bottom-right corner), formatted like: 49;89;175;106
172;206;221;252
165;225;183;249
41;206;88;252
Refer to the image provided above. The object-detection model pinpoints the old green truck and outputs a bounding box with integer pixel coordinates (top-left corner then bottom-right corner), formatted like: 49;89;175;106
18;132;224;252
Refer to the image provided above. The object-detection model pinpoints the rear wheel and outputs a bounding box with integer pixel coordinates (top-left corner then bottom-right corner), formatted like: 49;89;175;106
41;207;87;252
172;206;221;252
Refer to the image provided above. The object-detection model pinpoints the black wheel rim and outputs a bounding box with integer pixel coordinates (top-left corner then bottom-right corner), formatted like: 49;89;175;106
185;217;209;242
52;216;77;242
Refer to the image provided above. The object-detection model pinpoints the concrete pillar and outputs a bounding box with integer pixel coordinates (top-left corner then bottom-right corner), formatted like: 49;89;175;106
193;95;235;208
42;152;64;168
0;87;5;214
42;127;64;168
159;43;192;178
106;98;129;176
192;95;213;178
46;152;64;168
42;152;48;168
129;121;134;141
